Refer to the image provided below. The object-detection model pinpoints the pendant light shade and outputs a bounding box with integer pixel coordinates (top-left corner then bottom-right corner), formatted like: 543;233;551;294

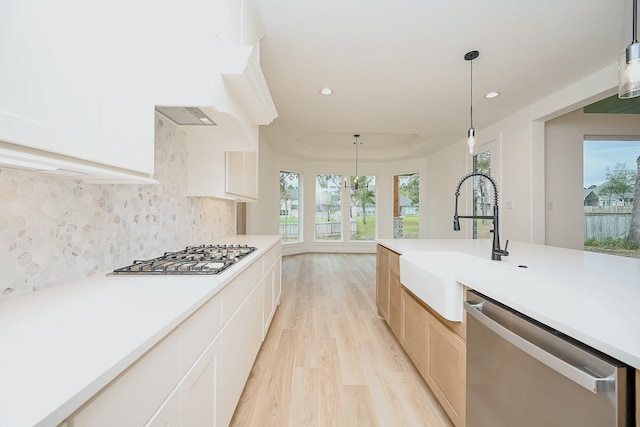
465;50;479;154
619;0;640;99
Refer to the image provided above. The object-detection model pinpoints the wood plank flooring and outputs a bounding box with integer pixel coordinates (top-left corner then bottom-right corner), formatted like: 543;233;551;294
230;253;453;427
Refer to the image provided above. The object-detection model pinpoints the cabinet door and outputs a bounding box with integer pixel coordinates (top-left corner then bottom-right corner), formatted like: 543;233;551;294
225;151;246;196
400;288;427;375
273;257;282;307
262;267;275;337
376;246;390;320
0;0;82;156
69;332;180;427
145;387;180;427
388;250;402;337
244;150;258;199
225;151;258;200
78;1;155;175
180;336;222;427
81;98;155;174
425;312;466;427
218;282;263;426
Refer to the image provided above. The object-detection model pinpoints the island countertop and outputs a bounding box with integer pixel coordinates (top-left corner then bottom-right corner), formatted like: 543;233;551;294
377;238;640;370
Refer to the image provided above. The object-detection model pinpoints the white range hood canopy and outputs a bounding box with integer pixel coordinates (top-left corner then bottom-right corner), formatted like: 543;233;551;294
155;45;278;152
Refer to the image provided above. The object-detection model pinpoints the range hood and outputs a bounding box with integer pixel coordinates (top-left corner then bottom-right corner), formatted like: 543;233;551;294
155;107;217;126
155;45;278;152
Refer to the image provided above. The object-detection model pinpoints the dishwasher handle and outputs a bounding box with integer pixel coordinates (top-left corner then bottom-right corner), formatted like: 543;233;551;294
464;300;615;394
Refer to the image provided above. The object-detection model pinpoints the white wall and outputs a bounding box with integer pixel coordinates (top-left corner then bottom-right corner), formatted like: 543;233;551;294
249;152;428;255
425;63;621;247
545;108;640;249
252;62;627;253
246;136;279;235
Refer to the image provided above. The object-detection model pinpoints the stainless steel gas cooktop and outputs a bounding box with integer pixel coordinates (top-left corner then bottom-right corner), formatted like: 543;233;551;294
112;244;257;275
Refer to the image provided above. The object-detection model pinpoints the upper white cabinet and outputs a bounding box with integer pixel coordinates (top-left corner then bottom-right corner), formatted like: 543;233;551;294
186;141;259;201
0;0;275;184
0;0;156;183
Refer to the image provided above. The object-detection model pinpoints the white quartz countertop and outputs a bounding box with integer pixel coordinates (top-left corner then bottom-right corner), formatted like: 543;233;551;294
378;238;640;370
0;235;280;427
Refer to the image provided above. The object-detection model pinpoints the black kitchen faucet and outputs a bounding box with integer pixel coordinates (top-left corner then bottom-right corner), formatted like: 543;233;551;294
453;172;509;260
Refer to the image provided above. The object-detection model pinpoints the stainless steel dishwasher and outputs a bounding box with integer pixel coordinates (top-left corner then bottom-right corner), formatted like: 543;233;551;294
464;290;633;427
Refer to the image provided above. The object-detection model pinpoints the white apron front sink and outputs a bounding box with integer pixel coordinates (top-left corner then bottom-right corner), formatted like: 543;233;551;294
399;251;470;322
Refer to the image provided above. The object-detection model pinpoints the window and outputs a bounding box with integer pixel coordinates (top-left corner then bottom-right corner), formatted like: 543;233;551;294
583;139;640;258
472;150;492;239
394;173;419;238
279;171;301;243
349;175;376;240
315;174;342;241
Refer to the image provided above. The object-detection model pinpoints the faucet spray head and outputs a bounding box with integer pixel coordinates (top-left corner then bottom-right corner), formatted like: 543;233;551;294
453;217;461;231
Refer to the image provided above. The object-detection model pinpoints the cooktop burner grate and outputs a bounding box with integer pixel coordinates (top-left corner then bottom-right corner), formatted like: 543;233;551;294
112;244;257;275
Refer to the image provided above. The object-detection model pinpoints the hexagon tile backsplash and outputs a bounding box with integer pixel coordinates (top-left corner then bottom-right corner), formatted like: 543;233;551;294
0;116;235;301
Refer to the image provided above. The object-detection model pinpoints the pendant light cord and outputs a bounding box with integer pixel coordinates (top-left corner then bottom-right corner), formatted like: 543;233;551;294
633;0;638;43
469;58;474;129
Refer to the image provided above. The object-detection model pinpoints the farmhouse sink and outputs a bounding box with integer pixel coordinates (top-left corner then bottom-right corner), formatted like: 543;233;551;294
399;251;469;322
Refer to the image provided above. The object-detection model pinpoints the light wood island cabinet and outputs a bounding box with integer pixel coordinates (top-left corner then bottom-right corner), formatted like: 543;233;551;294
377;243;466;427
376;245;390;320
376;245;402;337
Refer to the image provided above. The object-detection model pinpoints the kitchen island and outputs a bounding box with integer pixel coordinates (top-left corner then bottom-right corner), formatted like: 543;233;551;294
378;238;640;369
0;235;281;427
377;238;640;426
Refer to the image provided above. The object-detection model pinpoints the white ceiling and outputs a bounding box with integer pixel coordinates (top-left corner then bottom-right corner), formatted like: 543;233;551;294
255;0;632;161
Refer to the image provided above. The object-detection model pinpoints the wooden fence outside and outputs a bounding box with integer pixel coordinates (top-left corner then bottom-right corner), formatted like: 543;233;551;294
584;211;632;241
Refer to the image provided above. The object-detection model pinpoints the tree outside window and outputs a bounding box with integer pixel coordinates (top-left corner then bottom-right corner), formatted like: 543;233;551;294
315;174;342;241
349;175;376;240
279;171;300;243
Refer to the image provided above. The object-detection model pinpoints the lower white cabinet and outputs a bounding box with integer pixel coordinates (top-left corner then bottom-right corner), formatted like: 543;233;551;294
218;282;263;426
263;255;282;337
68;331;181;427
180;336;222;427
145;386;180;427
63;243;281;427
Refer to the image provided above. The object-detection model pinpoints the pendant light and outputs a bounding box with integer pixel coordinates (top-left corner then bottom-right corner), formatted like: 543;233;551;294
465;50;479;154
345;134;364;191
619;0;640;98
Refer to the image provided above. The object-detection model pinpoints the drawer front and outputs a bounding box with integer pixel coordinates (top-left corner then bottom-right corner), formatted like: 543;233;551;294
69;331;180;427
221;259;263;324
179;295;222;375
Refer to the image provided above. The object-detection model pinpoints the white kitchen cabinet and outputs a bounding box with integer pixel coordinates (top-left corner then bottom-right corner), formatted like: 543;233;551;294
63;242;282;427
0;0;82;157
67;331;181;427
180;336;222;427
218;280;264;426
0;0;156;182
145;387;180;427
262;245;282;337
186;140;258;201
226;151;258;200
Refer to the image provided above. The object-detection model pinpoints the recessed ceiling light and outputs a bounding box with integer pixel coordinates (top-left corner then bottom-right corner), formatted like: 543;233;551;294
485;91;500;99
320;87;333;96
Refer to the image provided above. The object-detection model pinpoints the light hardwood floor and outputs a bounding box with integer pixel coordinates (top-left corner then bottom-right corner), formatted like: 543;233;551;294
230;253;453;427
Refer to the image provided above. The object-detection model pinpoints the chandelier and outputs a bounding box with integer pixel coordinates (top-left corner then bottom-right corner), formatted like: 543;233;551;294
345;134;366;191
